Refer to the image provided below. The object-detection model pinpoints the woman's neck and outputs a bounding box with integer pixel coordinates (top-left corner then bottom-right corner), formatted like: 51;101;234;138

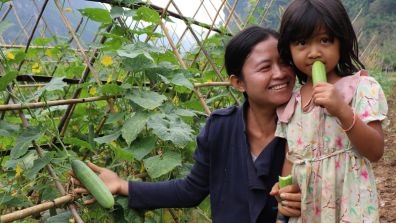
246;104;277;156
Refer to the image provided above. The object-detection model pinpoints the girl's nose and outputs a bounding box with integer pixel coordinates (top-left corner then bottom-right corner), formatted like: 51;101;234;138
308;45;321;59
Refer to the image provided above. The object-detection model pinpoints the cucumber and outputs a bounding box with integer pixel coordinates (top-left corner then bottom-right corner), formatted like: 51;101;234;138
312;61;327;85
71;160;114;208
278;175;293;188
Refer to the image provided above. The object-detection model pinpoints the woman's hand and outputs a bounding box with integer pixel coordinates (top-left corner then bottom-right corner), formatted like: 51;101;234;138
270;182;301;217
70;162;128;205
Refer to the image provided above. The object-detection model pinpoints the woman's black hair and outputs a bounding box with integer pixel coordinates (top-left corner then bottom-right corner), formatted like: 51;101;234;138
224;25;279;80
278;0;365;84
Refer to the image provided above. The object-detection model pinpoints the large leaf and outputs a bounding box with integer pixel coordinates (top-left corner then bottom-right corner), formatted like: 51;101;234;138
171;72;194;91
78;8;112;24
11;127;41;159
44;211;72;223
147;113;194;147
113;147;134;162
129;135;156;161
63;137;93;151
117;44;154;61
28;77;67;102
144;151;181;179
94;130;121;144
26;151;53;179
135;6;160;24
0;71;17;91
0;120;20;136
100;83;124;95
126;90;167;110
121;112;149;145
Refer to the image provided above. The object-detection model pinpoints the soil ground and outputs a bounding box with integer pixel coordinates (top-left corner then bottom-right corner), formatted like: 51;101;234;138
373;84;396;223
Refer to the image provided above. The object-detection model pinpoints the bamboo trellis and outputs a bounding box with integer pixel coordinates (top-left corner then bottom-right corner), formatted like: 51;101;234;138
0;0;282;222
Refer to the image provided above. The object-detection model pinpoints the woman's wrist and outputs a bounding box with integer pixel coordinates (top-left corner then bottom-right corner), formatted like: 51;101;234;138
117;179;129;196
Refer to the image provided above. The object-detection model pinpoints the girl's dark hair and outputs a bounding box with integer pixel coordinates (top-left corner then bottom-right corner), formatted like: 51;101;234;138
225;25;279;80
278;0;365;84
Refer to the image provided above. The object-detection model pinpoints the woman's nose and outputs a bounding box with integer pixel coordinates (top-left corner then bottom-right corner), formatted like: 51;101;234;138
272;64;284;78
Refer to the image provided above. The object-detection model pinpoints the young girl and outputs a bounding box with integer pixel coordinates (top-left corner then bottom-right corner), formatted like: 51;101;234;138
275;0;388;222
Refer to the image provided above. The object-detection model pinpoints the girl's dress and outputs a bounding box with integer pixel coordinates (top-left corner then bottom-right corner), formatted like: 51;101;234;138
276;70;388;223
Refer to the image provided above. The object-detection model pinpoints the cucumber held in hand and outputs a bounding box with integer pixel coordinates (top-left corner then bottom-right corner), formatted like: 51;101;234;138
71;160;114;208
278;175;293;188
312;61;327;85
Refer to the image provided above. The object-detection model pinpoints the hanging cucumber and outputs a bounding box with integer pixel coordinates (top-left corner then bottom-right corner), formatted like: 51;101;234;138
71;160;114;209
312;61;327;85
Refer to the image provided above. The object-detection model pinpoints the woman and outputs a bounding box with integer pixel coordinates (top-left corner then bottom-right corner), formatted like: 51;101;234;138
73;26;301;222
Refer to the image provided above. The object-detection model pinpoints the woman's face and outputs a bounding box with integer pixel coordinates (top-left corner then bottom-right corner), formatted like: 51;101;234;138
238;37;295;108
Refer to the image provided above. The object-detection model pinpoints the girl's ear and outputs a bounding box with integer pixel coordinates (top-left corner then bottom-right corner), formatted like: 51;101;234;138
229;74;245;93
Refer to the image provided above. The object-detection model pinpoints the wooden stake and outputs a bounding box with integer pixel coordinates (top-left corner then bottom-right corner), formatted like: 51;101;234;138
0;194;76;223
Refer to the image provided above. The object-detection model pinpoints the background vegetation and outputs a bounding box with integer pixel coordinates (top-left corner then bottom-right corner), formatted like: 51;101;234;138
0;0;395;222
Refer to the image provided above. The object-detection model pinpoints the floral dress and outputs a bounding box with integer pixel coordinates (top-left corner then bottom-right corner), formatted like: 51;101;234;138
275;71;388;223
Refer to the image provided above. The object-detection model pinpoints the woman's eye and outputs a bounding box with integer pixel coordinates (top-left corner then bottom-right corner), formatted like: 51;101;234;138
259;65;270;72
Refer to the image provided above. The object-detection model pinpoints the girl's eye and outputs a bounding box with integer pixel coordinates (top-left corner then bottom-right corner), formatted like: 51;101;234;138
321;36;334;44
321;38;329;44
296;40;306;46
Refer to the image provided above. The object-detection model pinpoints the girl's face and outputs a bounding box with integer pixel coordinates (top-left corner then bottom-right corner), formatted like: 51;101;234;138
290;26;340;83
236;37;295;108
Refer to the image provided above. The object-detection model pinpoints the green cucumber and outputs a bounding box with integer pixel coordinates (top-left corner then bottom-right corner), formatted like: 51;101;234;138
71;160;114;208
312;61;327;85
278;175;293;188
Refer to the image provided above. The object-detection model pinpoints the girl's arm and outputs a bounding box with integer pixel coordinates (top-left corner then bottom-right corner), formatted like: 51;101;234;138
313;82;384;162
335;106;384;161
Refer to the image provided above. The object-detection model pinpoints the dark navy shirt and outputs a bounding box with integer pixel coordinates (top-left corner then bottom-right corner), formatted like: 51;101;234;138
129;102;286;223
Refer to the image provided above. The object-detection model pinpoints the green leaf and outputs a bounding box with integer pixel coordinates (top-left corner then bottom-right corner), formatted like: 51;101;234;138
32;37;52;45
100;83;124;95
94;130;121;144
110;6;128;18
11;127;41;159
126;90;167;110
63;137;93;151
129;135;156;161
0;120;20;136
148;113;194;147
171;72;194;90
0;71;17;91
113;147;134;162
117;46;154;61
28;77;67;101
144;151;181;178
78;8;112;24
44;211;72;223
105;112;126;124
135;6;160;24
26;152;53;179
121;55;154;72
121;112;148;145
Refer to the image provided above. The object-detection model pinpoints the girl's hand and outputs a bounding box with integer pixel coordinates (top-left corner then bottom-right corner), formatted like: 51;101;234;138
70;162;128;205
312;82;349;117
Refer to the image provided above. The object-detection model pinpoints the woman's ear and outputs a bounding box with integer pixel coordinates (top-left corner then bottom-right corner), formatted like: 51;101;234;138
229;74;245;93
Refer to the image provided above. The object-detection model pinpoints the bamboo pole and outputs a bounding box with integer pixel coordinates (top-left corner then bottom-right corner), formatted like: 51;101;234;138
0;95;119;111
0;194;76;223
194;81;230;87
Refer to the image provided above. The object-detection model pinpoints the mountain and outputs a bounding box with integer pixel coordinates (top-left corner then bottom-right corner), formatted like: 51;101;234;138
0;0;105;45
